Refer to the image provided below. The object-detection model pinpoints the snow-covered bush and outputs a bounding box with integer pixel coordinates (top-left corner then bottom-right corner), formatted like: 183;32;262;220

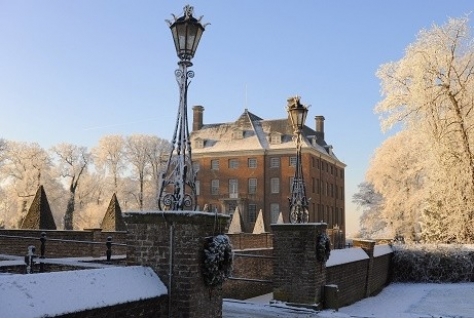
392;244;474;283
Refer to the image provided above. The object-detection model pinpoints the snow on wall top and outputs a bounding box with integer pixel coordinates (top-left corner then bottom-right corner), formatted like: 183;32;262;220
374;244;393;257
326;247;369;267
0;266;167;318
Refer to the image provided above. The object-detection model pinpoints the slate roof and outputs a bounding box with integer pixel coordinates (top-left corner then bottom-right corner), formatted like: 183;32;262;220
191;108;342;163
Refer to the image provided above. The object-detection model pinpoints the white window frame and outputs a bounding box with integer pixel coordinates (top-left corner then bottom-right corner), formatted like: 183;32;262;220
211;159;219;170
229;179;239;198
248;158;257;168
271;177;280;194
270;157;280;168
211;179;219;195
289;156;297;167
229;159;239;169
248;178;257;194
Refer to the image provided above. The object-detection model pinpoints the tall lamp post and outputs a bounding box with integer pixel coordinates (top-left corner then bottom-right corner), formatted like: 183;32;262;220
286;96;310;223
158;5;208;211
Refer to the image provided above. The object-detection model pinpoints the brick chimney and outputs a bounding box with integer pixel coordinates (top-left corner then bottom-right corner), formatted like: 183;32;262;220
315;115;325;143
192;105;204;131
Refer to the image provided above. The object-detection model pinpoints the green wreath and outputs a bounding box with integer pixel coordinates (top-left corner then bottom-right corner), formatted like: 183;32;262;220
317;233;331;263
202;234;233;287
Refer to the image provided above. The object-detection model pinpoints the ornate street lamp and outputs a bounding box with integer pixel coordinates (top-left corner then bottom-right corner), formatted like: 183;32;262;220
286;96;310;223
158;5;208;211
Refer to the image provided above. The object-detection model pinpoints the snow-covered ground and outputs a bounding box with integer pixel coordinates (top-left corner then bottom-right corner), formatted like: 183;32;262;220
223;282;474;318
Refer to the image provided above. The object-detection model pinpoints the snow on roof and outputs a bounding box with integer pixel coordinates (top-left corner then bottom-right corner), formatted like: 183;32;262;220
191;109;343;163
0;266;167;318
326;247;369;267
374;244;393;257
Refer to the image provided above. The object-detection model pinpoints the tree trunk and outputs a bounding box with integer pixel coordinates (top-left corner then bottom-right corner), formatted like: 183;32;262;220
64;192;75;230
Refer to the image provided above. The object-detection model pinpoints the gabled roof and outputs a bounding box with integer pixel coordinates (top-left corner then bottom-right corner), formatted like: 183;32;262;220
21;185;57;230
191;108;342;163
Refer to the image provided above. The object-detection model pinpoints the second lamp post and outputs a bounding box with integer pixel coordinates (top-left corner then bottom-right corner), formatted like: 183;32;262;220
287;96;310;223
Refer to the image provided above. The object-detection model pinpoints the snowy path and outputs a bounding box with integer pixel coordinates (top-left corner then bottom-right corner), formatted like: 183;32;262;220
223;282;474;318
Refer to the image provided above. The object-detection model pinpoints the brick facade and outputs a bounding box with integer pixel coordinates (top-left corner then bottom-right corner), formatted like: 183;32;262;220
191;107;346;241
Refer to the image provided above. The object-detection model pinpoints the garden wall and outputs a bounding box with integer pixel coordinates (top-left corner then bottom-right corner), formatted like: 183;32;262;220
223;248;273;299
325;242;393;308
0;229;127;258
227;232;273;249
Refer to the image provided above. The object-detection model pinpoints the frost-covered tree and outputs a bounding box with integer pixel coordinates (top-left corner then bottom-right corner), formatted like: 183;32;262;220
125;135;152;210
145;136;170;209
366;130;426;242
374;16;474;243
0;138;7;167
51;143;91;230
73;171;109;230
92;135;125;191
0;141;52;227
352;181;386;238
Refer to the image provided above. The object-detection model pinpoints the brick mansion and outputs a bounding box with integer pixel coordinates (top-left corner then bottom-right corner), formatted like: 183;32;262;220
190;105;346;236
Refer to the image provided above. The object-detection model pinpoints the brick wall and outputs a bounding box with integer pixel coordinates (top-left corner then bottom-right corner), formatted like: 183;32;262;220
0;229;128;258
326;259;369;307
55;295;168;318
323;240;393;309
227;233;273;249
223;248;273;299
368;254;392;295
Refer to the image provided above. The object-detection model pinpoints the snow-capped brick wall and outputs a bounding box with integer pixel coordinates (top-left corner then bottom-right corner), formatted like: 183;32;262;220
0;266;168;318
374;244;393;257
124;210;230;318
326;248;370;307
325;241;393;308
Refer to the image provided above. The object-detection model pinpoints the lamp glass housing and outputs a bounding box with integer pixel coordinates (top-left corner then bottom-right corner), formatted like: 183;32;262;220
288;103;308;131
170;14;205;62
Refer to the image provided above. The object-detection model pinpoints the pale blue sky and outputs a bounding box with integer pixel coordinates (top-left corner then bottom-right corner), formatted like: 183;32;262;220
0;1;472;234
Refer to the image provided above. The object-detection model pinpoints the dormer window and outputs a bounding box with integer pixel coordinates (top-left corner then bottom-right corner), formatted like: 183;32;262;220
269;132;282;145
232;129;244;140
193;137;204;149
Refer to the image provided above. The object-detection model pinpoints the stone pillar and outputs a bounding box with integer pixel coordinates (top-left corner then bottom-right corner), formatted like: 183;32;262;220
352;239;376;297
271;223;327;308
125;211;230;318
